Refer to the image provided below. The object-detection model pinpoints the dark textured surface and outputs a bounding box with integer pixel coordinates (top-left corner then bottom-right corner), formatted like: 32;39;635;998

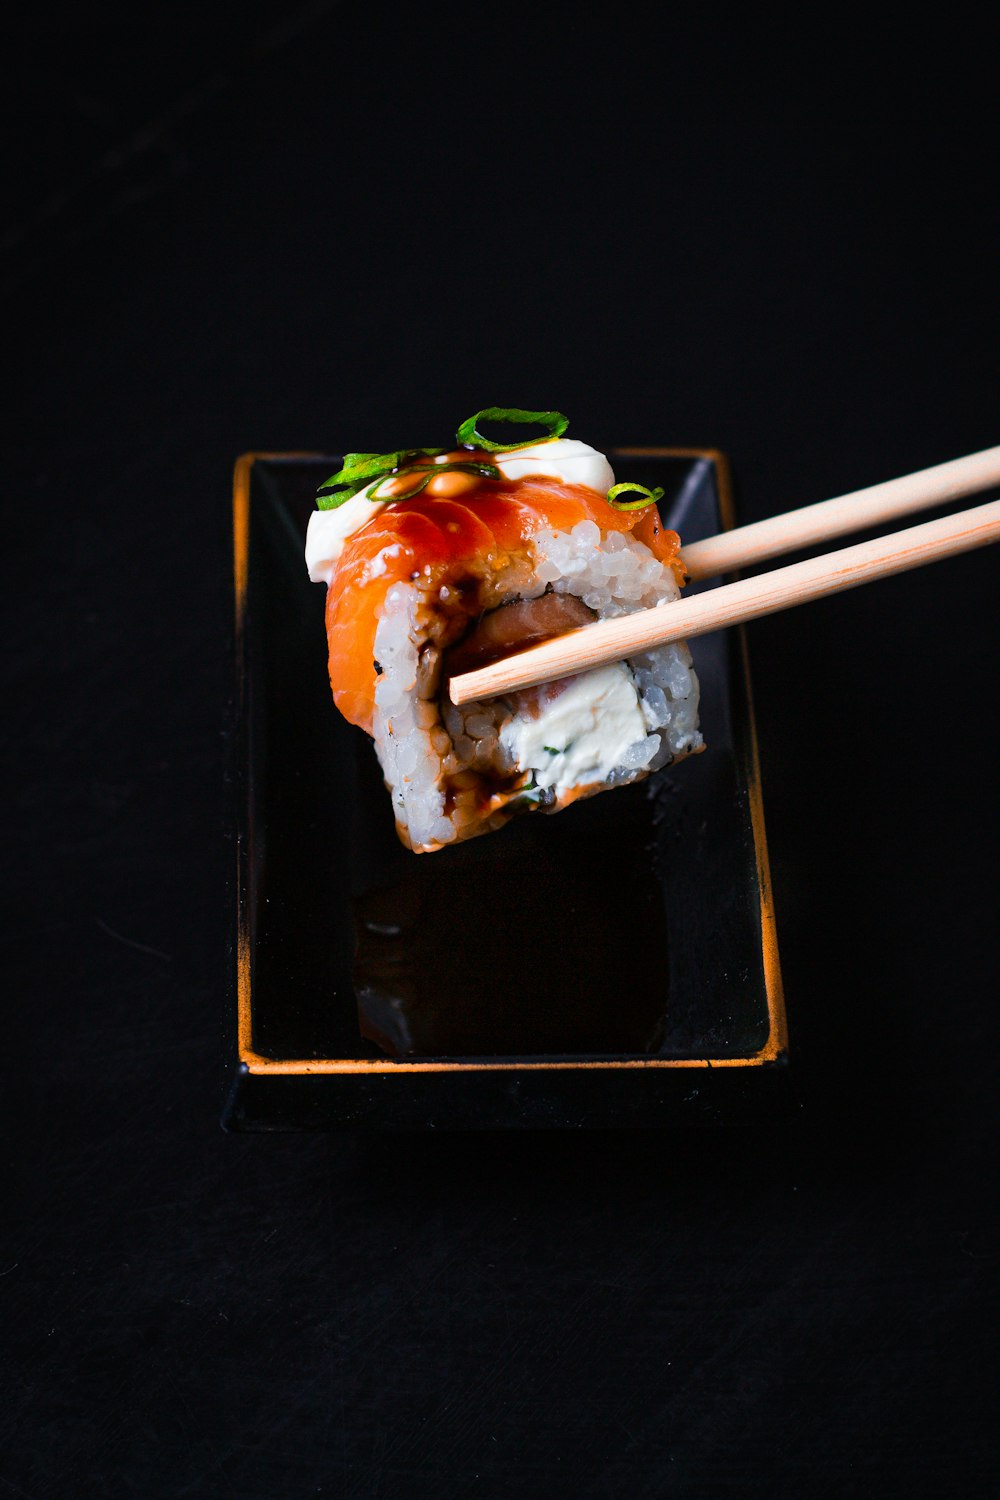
3;4;998;1496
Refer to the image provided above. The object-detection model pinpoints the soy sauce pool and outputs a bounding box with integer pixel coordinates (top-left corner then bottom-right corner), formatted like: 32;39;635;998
351;770;670;1058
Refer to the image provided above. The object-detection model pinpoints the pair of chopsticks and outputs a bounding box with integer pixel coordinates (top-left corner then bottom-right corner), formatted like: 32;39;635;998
448;447;1000;706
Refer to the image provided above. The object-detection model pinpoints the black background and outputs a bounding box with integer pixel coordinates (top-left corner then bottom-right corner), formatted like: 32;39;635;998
3;3;998;1495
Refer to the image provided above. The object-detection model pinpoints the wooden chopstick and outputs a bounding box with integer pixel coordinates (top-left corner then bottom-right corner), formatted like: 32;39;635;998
679;445;1000;580
448;499;1000;706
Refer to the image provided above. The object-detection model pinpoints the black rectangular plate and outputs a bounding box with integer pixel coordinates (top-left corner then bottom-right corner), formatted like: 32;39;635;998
226;449;788;1129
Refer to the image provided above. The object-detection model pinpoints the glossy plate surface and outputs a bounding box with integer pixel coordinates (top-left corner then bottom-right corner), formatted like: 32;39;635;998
226;450;787;1129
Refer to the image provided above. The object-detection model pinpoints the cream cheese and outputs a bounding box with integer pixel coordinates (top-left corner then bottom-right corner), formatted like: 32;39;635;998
492;438;615;493
305;489;384;585
500;663;649;797
305;437;616;584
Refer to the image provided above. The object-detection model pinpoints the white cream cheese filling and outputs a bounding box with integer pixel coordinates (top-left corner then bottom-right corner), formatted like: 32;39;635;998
500;662;650;797
492;438;614;493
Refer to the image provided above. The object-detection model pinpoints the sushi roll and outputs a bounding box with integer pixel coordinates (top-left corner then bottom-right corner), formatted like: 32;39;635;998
305;409;703;852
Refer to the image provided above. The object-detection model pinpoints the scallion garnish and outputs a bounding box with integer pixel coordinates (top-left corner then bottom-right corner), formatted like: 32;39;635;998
455;408;569;452
317;485;368;510
315;415;669;524
606;482;665;511
316;447;447;510
314;409;593;512
364;460;504;502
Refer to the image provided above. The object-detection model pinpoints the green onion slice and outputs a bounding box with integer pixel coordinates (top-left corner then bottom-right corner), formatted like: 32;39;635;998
315;409;575;510
455;407;569;452
363;460;504;503
316;447;446;505
317;487;360;510
606;482;665;511
362;472;434;502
